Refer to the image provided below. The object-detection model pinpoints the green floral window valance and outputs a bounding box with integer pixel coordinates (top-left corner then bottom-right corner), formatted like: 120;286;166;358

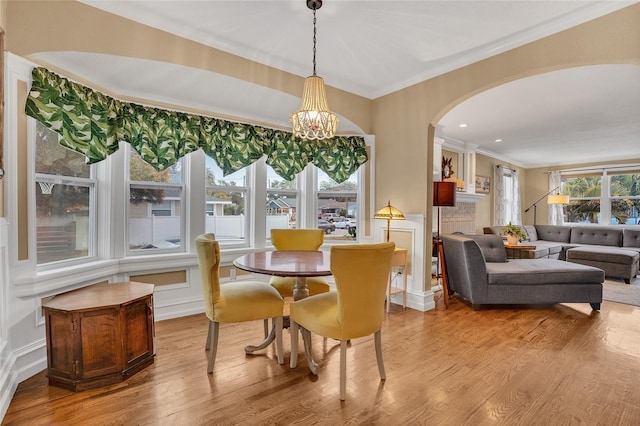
25;67;368;183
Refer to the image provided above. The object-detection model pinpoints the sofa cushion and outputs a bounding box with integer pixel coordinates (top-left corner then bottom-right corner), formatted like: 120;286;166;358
623;229;640;248
485;259;604;285
567;246;639;266
570;226;622;247
535;225;571;243
467;235;507;263
523;225;538;242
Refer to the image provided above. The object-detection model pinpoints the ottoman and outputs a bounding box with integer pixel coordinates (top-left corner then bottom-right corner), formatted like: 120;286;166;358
567;247;639;284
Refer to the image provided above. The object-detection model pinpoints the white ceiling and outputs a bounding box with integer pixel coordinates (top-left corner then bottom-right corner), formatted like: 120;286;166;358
31;1;640;168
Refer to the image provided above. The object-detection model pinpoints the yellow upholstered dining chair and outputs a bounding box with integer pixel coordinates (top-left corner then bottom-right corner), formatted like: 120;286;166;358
195;233;284;373
269;229;331;298
289;242;395;400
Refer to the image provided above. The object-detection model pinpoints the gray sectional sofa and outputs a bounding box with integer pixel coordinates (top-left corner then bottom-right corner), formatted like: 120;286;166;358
441;234;604;311
484;225;640;283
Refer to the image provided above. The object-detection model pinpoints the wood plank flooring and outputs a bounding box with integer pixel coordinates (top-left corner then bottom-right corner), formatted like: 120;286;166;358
4;294;640;425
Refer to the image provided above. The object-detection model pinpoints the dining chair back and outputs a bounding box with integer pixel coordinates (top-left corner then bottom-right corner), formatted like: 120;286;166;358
269;229;330;298
271;228;324;251
289;242;395;400
195;233;284;372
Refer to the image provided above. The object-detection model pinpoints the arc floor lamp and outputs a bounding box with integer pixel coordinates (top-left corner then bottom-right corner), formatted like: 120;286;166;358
524;185;569;225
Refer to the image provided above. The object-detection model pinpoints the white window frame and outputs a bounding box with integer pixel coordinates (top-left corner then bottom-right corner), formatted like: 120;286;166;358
32;119;98;271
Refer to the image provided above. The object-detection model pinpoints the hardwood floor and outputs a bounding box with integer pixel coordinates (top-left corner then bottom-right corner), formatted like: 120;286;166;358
4;294;640;425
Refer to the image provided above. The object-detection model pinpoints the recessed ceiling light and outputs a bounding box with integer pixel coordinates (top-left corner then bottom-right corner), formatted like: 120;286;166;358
494;139;502;143
459;123;467;128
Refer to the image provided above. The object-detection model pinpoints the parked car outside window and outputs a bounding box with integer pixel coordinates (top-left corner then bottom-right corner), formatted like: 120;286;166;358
334;218;356;230
317;219;336;234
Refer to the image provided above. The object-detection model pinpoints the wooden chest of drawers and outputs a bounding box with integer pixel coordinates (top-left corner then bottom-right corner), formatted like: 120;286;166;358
42;282;155;391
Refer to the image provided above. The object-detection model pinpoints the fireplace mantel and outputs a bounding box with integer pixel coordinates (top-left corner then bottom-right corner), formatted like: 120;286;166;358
455;192;484;204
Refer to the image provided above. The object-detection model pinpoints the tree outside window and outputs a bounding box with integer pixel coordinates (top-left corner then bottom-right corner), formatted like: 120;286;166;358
563;172;640;225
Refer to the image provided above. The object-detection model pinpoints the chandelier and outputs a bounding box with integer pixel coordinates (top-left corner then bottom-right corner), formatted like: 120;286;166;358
290;0;338;140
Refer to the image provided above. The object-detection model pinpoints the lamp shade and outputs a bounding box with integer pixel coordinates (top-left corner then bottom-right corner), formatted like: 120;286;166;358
290;76;338;140
374;201;405;221
433;181;457;207
548;194;569;205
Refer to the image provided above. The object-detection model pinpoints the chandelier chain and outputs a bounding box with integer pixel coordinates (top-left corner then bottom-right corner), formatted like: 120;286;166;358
312;8;317;76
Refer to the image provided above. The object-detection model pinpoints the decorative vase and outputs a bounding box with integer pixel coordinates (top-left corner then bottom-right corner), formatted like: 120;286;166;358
507;235;519;246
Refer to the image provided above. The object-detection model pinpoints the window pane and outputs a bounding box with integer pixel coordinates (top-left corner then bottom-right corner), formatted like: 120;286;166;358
266;165;297;236
610;174;640;224
564;176;601;197
564;176;602;224
204;156;247;243
36;182;90;264
206;156;245;187
129;187;182;250
565;199;601;224
205;190;246;240
35;123;90;178
130;149;182;184
128;147;183;251
317;169;358;241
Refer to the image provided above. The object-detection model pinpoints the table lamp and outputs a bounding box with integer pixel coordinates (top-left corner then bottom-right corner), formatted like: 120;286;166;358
374;201;405;242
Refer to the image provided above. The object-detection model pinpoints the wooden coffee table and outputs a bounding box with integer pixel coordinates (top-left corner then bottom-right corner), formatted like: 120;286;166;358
504;244;536;259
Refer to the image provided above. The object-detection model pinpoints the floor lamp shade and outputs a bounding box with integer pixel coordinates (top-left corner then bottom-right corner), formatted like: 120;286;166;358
433;181;457;207
548;194;569;205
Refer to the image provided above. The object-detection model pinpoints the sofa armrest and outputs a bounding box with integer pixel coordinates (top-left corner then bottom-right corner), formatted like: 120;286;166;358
441;234;489;301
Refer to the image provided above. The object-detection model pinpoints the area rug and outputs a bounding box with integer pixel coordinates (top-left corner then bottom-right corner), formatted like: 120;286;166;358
602;279;640;307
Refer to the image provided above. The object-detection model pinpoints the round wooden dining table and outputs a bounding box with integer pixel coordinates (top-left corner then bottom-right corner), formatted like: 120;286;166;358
233;250;332;300
233;250;332;374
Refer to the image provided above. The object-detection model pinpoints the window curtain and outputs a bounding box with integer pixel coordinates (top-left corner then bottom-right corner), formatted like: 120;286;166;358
494;165;521;225
548;170;563;225
494;165;506;225
25;67;367;183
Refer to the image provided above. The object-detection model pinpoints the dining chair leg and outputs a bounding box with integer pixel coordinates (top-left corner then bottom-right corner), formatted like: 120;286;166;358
205;320;212;350
207;321;220;373
340;340;348;401
274;316;284;364
263;319;269;338
374;329;386;380
290;321;299;368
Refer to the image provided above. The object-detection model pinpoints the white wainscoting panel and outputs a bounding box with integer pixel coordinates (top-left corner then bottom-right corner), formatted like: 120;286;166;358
375;213;435;312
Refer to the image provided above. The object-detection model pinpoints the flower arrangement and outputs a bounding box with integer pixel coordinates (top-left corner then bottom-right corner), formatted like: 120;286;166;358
503;222;527;245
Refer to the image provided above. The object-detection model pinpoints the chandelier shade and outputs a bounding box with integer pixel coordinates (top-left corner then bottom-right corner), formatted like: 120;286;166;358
290;0;338;140
290;76;338;140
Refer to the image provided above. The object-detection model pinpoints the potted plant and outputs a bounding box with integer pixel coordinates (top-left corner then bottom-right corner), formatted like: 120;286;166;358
503;222;527;245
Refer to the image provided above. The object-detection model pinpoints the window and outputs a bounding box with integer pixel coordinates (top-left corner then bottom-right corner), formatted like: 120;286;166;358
502;172;515;224
34;121;95;265
204;155;248;244
317;168;358;240
266;165;298;238
128;147;183;251
609;173;640;225
563;175;602;224
562;170;640;225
